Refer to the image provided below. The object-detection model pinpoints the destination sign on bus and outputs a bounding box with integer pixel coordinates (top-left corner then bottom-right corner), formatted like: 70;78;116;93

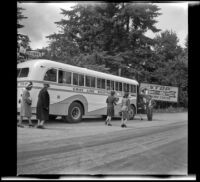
140;83;178;102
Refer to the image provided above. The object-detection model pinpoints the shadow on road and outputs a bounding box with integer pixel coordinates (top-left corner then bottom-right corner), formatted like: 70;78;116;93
17;115;163;126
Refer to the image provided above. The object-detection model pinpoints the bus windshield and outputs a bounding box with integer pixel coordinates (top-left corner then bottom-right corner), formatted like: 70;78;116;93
17;68;29;78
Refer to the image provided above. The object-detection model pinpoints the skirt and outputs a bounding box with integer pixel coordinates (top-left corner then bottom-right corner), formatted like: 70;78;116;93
107;107;114;117
122;110;129;120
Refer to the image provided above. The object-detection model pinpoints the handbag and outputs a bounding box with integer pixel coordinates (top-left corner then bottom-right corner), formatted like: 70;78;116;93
26;97;32;105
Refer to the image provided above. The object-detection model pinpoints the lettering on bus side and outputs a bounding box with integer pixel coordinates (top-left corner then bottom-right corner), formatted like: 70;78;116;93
87;89;95;93
97;90;107;95
73;87;84;92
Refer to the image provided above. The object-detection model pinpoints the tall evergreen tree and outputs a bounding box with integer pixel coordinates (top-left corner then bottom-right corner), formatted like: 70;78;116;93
45;2;161;75
17;4;31;62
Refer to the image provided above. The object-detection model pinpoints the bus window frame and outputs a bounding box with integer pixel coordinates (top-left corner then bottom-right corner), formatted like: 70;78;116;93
58;69;70;85
43;68;58;83
97;77;106;90
78;73;85;87
72;72;79;86
17;67;30;78
106;80;111;90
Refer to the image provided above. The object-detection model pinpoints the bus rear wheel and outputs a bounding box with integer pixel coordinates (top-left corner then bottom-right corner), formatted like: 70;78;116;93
63;102;83;123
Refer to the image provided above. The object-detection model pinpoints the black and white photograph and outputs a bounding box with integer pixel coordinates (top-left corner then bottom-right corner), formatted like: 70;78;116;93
16;1;192;180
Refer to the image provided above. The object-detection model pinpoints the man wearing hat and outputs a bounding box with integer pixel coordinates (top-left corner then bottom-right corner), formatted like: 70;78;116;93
17;82;34;127
36;83;50;129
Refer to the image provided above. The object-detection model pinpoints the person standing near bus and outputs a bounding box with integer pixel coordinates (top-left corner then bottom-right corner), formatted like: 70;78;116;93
36;83;50;129
17;82;34;128
146;95;156;121
120;92;130;128
105;90;118;126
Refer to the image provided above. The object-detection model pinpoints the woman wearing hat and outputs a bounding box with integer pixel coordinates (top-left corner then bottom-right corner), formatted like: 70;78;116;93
17;82;34;128
36;83;50;129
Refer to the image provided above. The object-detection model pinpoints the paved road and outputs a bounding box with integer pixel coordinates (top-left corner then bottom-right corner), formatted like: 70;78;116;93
17;113;187;175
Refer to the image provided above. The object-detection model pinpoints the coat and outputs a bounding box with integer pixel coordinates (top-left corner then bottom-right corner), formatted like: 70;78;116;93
20;88;32;117
36;88;50;121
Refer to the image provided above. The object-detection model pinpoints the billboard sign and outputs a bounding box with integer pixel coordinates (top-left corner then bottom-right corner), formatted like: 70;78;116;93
140;83;178;102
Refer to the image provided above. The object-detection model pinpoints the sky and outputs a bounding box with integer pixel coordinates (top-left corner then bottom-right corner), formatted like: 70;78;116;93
18;2;189;50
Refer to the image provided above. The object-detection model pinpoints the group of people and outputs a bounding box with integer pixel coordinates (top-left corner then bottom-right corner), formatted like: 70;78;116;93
105;90;131;128
17;82;50;129
17;82;155;129
105;89;155;127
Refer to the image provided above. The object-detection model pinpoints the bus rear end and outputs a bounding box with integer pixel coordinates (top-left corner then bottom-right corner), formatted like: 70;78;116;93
17;67;31;113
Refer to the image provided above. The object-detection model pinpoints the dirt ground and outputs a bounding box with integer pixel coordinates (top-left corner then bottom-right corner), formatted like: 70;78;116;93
17;112;188;175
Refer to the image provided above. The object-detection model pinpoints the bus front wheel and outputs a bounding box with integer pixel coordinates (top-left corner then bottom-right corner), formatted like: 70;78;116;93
64;102;83;123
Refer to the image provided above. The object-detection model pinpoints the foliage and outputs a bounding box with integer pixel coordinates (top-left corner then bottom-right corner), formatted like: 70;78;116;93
17;4;31;62
44;2;161;76
40;2;188;108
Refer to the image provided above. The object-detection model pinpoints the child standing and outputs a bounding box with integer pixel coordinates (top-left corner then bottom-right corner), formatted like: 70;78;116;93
105;91;118;126
120;92;130;128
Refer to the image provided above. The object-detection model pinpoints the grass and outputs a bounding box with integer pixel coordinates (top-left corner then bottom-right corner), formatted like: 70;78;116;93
154;106;188;113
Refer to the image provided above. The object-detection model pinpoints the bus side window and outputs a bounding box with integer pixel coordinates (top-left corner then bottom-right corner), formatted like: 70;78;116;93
119;82;122;91
115;82;119;91
91;76;95;88
123;83;126;92
107;80;111;90
102;79;105;89
79;74;84;86
86;75;91;87
44;69;57;82
58;70;63;83
127;84;130;93
131;84;136;93
111;81;114;91
65;71;71;84
97;78;101;89
18;68;29;78
59;70;72;84
73;73;78;86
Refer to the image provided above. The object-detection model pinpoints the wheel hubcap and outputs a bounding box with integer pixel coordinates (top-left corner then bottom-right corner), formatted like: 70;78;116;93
71;107;81;120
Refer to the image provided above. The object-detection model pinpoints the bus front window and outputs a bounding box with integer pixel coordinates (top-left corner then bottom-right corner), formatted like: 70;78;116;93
17;68;29;78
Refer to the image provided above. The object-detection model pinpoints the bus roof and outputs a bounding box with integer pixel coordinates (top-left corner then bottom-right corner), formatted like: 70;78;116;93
17;59;139;85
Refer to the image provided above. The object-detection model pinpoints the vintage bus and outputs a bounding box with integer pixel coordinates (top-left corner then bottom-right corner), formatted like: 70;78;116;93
17;59;139;122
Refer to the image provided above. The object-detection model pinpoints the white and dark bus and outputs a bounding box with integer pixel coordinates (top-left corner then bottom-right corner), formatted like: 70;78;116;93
17;59;139;122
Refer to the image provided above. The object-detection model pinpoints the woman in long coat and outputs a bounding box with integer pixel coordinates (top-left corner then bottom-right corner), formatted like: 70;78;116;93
36;83;50;129
17;82;34;127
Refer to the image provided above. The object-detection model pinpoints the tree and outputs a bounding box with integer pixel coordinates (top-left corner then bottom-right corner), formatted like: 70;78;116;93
17;4;31;62
154;30;183;61
17;6;27;29
150;31;188;108
45;2;161;75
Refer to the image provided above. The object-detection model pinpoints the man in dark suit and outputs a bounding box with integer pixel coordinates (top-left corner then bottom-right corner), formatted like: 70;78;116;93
36;83;50;129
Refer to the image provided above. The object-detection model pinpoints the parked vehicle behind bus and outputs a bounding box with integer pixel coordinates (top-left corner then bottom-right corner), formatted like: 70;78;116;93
17;59;139;122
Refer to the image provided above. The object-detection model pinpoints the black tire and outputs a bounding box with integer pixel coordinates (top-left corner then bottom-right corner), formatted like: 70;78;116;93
64;102;83;123
49;115;57;121
129;105;136;120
